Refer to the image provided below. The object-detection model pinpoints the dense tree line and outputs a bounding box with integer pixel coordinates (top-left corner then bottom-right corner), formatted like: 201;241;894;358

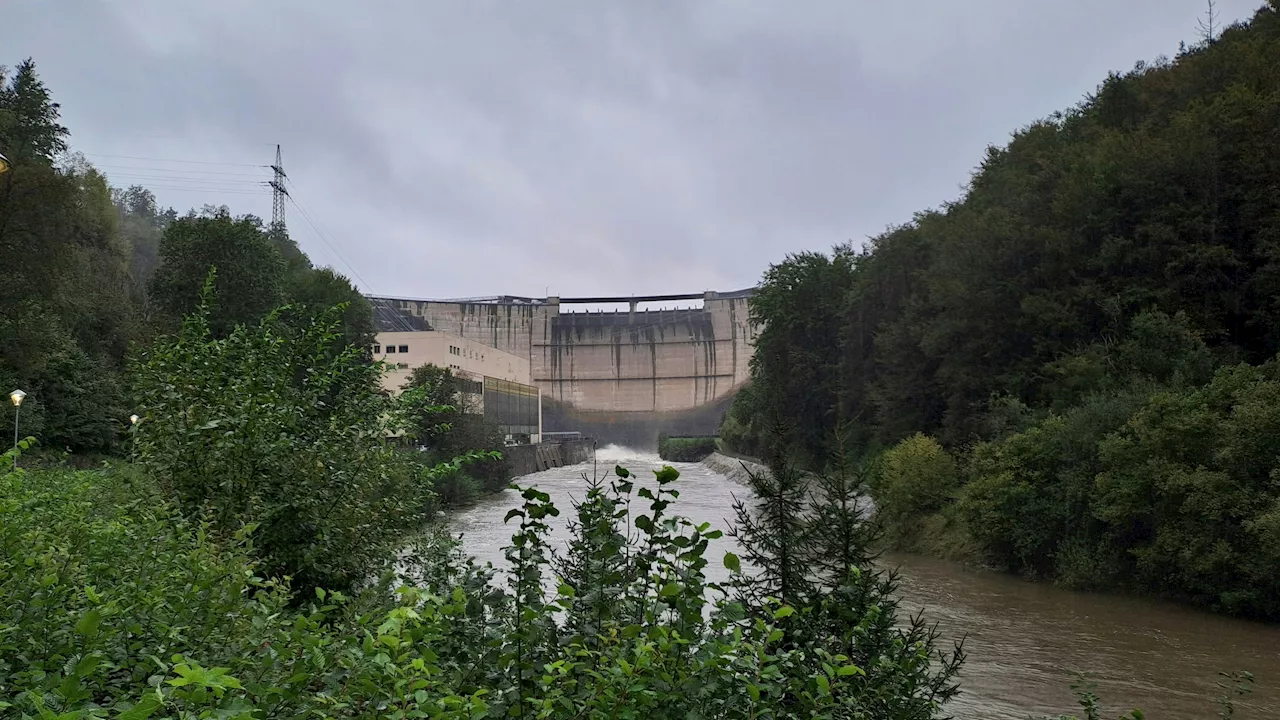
0;58;374;456
723;3;1280;618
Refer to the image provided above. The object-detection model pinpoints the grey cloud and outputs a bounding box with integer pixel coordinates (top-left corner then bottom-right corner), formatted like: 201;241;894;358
8;0;1267;299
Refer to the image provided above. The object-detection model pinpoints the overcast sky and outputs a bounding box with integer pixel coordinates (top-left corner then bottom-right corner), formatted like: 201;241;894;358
9;1;1267;300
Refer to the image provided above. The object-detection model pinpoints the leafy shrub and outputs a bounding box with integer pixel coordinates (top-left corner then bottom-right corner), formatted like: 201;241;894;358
720;383;768;458
1093;360;1280;617
130;278;433;596
0;462;294;716
1;449;970;719
657;434;719;462
958;388;1147;580
874;433;957;538
401;363;512;496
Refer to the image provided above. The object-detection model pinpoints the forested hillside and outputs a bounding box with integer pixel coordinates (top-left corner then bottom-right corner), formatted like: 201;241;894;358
723;2;1280;618
0;59;374;456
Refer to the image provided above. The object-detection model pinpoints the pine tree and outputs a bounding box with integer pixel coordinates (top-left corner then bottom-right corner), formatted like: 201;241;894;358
0;59;68;163
728;422;813;607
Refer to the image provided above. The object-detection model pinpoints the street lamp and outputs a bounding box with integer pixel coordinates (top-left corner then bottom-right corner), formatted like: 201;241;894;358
10;389;26;470
128;413;141;461
0;153;10;175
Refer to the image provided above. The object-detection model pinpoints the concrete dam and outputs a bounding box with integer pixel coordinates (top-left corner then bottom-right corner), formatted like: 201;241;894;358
369;290;756;447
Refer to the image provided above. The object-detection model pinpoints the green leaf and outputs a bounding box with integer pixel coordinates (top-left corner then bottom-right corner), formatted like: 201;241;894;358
772;605;794;620
654;466;680;484
116;695;163;720
74;653;103;677
659;582;680;597
836;664;864;677
75;608;103;637
723;552;741;573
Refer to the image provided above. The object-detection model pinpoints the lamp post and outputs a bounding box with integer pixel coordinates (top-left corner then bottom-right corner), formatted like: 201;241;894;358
10;389;26;470
129;414;140;460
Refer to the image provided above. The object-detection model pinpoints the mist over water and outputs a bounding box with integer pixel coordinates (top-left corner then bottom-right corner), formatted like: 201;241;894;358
590;444;659;464
451;456;1280;720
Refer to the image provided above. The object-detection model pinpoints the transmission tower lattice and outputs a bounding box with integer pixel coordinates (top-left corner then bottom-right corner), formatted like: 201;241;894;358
269;144;288;234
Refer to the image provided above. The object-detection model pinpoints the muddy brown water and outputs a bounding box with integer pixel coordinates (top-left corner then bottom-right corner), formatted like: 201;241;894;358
449;446;1280;719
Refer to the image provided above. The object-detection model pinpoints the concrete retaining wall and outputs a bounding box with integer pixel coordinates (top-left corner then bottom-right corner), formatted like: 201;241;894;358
700;451;769;487
505;439;594;478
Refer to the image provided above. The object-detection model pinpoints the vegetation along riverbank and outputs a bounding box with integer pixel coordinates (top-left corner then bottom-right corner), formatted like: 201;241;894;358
720;3;1280;621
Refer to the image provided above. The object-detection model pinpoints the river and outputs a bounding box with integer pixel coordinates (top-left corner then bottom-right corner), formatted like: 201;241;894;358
449;446;1280;719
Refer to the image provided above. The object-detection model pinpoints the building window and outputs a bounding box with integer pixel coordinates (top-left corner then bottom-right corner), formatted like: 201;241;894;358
398;345;408;353
386;346;397;354
372;344;381;353
398;362;409;369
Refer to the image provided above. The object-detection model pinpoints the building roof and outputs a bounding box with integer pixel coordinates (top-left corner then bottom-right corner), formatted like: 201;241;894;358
370;298;433;332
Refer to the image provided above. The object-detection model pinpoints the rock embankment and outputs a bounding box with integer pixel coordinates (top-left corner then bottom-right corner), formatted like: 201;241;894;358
700;452;769;487
699;452;877;518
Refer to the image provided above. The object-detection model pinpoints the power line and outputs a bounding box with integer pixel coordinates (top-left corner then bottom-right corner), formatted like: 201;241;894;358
284;184;366;286
282;186;420;335
79;152;267;168
103;173;265;186
93;163;270;178
131;186;265;195
287;194;423;332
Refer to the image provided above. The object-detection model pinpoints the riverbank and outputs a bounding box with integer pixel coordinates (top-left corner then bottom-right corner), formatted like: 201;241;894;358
698;451;766;486
455;451;1280;719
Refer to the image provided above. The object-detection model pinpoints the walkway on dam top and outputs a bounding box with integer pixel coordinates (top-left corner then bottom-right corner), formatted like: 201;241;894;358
366;288;754;305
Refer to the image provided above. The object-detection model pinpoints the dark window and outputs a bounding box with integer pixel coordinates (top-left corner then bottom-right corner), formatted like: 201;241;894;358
398;345;409;353
373;344;381;353
386;346;397;354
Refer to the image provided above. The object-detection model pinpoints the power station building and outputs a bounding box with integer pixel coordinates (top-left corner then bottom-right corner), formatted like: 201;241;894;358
372;328;542;444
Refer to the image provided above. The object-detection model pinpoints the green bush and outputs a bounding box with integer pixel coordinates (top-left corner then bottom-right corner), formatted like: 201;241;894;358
658;435;719;462
0;453;971;719
0;463;296;717
874;433;957;539
1093;361;1280;617
130;278;433;596
957;388;1147;581
401;363;512;496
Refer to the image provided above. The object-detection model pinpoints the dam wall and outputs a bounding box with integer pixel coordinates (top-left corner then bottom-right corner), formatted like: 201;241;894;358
369;289;755;421
540;394;736;449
